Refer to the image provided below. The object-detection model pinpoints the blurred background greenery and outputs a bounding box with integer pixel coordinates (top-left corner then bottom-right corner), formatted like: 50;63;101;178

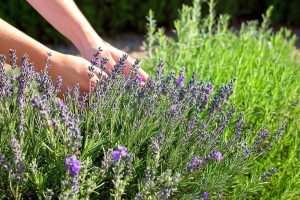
0;0;299;44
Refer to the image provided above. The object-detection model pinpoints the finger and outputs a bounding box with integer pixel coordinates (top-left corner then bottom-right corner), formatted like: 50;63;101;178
93;66;108;79
109;46;149;83
124;55;135;76
88;68;108;92
126;55;149;82
88;75;99;92
137;68;149;82
105;58;117;74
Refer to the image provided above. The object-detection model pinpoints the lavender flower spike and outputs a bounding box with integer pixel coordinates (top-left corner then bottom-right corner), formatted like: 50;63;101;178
65;155;81;177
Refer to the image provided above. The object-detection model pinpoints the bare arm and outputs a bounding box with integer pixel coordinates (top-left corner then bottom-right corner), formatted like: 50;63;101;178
27;0;148;82
26;0;101;60
0;18;55;70
0;18;105;94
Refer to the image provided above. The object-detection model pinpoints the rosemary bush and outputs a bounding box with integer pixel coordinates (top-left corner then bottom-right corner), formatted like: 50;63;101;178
143;0;300;199
0;48;285;199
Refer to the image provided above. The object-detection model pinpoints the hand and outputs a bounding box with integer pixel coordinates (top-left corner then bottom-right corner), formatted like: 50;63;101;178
81;40;149;85
47;53;107;95
26;0;148;85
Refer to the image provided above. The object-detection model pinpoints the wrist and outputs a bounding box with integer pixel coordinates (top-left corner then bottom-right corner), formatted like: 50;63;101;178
73;28;104;61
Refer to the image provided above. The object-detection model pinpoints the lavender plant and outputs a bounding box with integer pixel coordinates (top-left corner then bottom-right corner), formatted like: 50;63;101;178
144;0;300;198
0;50;286;199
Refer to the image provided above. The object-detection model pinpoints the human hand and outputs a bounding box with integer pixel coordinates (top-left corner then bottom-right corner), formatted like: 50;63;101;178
81;40;149;85
48;53;107;95
26;0;148;85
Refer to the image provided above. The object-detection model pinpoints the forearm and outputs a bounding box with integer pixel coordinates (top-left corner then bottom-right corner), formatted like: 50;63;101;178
0;18;60;70
27;0;102;57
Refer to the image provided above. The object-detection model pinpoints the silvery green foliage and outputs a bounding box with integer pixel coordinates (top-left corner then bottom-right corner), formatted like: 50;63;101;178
0;51;285;199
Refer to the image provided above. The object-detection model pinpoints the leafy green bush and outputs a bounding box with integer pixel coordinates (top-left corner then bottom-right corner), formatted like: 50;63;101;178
143;0;300;199
0;48;285;198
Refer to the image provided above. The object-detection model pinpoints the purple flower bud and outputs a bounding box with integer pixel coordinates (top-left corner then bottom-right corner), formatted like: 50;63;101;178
186;156;201;171
202;192;209;199
111;151;121;161
177;77;184;85
191;156;201;167
119;146;127;156
207;84;213;94
65;155;81;177
137;75;142;84
212;151;223;162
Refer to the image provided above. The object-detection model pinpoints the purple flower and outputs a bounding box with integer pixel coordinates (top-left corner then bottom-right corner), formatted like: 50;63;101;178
211;151;223;162
65;155;81;177
111;146;128;161
56;99;82;153
137;75;142;84
111;151;121;161
10;138;27;183
207;84;213;94
191;156;201;167
177;77;184;85
11;138;22;165
202;192;209;199
119;146;127;156
186;156;201;171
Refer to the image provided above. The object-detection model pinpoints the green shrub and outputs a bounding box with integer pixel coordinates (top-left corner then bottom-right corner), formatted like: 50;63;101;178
143;0;300;199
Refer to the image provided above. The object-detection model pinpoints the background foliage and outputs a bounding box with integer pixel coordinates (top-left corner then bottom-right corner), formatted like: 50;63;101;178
0;0;299;44
0;0;192;44
142;1;300;199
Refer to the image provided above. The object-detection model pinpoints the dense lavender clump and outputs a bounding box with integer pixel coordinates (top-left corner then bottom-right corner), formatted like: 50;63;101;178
0;50;286;199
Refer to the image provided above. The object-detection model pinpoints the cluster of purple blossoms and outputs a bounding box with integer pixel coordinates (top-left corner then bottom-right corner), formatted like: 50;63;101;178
62;155;81;199
261;167;277;180
101;145;133;175
10;138;27;183
55;98;82;154
187;151;223;172
0;138;27;184
111;146;127;162
211;151;223;162
150;132;165;158
186;156;201;171
65;155;81;177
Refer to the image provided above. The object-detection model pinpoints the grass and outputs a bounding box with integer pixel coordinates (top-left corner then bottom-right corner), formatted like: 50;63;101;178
143;0;300;199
